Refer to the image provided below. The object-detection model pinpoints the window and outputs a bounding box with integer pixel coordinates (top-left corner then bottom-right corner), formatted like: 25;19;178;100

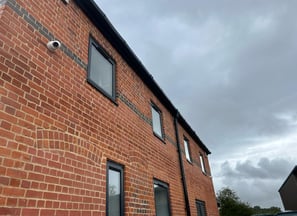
88;37;115;100
154;179;171;216
200;154;206;174
184;138;192;162
196;200;207;216
107;161;124;216
151;104;163;139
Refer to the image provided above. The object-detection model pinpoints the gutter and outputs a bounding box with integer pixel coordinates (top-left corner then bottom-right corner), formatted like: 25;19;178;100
174;111;191;216
74;0;211;155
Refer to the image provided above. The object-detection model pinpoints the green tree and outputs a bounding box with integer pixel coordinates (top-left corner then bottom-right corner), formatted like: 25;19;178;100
217;187;253;216
251;205;281;215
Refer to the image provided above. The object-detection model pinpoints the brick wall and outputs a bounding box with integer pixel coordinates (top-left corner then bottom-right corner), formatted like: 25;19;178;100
0;0;219;215
179;125;219;216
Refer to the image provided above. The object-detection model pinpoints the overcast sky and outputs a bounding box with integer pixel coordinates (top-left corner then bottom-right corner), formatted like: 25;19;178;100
94;0;297;209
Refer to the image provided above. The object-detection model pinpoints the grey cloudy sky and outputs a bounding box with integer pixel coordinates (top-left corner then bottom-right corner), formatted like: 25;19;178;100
94;0;297;208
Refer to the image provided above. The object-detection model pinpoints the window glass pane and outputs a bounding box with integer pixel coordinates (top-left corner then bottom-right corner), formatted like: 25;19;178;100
90;44;113;96
152;106;162;137
200;155;206;173
196;200;207;216
184;139;191;162
154;183;170;216
108;169;121;216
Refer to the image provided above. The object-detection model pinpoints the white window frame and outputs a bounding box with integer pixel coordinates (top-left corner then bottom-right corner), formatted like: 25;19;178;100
151;104;164;139
184;138;192;162
200;154;206;174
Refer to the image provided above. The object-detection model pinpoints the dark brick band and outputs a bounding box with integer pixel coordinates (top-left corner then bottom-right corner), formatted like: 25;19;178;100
5;0;178;148
6;0;87;70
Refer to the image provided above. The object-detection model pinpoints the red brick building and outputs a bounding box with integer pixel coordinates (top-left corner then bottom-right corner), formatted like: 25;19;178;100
0;0;219;215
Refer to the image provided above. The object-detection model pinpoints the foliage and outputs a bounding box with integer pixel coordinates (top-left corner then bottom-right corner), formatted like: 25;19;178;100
217;187;253;216
251;205;281;215
217;187;281;216
217;187;239;202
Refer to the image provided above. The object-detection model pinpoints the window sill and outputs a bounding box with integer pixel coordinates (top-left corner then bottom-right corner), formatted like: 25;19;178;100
87;79;118;106
186;159;193;165
201;170;208;176
153;132;166;144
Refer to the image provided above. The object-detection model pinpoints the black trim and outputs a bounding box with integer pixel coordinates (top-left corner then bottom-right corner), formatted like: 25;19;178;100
106;161;124;216
153;179;172;216
196;200;207;216
174;112;191;216
74;0;211;155
87;36;116;102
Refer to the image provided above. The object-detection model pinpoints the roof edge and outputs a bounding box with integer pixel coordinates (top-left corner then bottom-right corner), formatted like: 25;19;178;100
74;0;211;154
279;166;297;192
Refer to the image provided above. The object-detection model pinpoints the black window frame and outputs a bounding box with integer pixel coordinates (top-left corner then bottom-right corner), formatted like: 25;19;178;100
106;161;124;216
196;200;207;216
151;103;165;141
87;36;116;101
153;179;172;216
184;137;192;163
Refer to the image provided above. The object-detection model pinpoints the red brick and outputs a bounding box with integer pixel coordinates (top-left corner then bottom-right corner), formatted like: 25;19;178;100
0;146;11;157
55;210;70;216
6;168;27;179
26;190;43;199
40;209;55;216
22;208;39;216
0;120;12;130
7;197;18;206
0;176;10;186
0;62;8;73
4;106;16;115
36;200;44;208
0;208;21;216
0;0;219;215
18;199;27;207
43;192;58;200
2;187;25;197
45;175;59;184
9;178;21;187
0;128;15;140
2;96;21;110
21;180;31;188
28;172;45;182
3;158;14;167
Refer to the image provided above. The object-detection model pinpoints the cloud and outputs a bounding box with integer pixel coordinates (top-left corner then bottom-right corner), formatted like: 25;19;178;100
217;157;295;207
221;158;293;180
95;0;297;208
